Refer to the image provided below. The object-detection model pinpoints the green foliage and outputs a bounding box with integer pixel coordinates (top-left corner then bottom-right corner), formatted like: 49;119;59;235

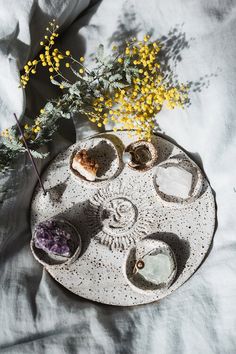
0;44;133;174
0;36;188;174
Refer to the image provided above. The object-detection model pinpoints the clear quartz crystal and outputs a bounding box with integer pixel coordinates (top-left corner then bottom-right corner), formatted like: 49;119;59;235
138;252;174;285
156;165;193;199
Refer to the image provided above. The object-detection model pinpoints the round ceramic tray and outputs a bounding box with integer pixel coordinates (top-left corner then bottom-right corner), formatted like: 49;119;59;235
30;131;216;306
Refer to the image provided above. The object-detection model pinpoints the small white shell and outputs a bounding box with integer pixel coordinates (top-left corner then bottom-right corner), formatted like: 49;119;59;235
122;152;132;164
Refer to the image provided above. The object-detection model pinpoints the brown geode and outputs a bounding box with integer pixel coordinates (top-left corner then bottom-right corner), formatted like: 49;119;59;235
125;140;158;172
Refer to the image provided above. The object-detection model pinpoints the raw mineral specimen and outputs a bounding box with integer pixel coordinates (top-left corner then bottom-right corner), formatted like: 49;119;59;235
155;165;193;199
72;149;99;181
125;140;158;171
137;252;176;286
34;219;76;257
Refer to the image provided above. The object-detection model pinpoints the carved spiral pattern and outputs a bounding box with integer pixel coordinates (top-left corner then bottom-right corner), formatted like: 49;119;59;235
101;197;137;234
87;182;154;250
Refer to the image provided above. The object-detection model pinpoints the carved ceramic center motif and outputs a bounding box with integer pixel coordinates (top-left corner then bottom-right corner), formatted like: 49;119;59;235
88;183;153;250
101;197;137;234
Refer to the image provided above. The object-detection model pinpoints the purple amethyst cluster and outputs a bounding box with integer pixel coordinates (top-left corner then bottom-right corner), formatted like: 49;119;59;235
34;219;76;257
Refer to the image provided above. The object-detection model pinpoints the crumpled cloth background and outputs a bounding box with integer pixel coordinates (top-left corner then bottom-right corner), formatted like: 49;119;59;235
0;0;236;353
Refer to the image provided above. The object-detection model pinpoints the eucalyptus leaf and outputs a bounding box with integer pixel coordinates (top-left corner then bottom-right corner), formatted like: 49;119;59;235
61;112;71;119
45;102;54;112
30;150;49;159
50;78;61;86
1;137;25;152
125;73;132;84
61;81;72;88
109;73;123;82
112;82;127;89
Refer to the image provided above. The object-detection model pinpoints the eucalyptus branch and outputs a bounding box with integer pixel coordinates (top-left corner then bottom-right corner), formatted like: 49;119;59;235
0;22;189;174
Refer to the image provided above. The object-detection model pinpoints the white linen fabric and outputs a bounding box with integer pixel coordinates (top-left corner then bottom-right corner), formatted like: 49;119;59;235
0;0;236;353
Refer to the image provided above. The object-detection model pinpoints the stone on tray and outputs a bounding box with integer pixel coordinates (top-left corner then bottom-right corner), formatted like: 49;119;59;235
34;219;76;257
124;140;158;171
137;252;176;286
72;149;99;181
155;165;193;199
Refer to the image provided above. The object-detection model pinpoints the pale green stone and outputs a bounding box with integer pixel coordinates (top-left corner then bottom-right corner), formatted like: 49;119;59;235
138;253;175;285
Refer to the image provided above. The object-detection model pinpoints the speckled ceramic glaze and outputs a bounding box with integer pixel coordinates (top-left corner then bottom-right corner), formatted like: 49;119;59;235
30;131;216;306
